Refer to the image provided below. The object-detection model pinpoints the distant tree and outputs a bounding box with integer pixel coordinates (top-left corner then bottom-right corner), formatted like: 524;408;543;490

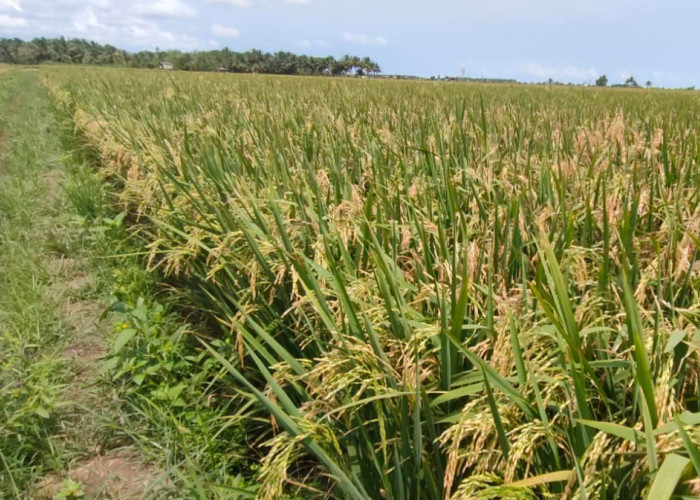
646;80;652;88
16;42;40;64
595;75;608;87
360;56;379;75
0;36;381;78
625;76;639;88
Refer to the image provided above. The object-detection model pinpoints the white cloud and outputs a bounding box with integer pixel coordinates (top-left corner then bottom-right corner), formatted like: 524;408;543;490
205;0;251;8
459;0;618;19
88;0;112;8
0;0;207;49
342;31;387;46
0;12;26;27
133;0;195;19
285;0;310;4
72;7;109;32
211;24;240;37
0;0;22;12
648;70;687;88
123;19;204;48
521;62;598;82
298;39;327;48
208;38;219;47
70;9;204;49
48;0;112;8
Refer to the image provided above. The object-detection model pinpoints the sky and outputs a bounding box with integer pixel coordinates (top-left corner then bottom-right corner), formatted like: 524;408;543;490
1;0;699;87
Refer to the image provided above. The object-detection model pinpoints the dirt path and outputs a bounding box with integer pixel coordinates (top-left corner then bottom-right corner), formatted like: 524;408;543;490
0;69;161;499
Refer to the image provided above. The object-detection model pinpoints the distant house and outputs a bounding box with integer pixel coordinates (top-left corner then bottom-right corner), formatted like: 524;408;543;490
217;66;227;73
159;61;173;70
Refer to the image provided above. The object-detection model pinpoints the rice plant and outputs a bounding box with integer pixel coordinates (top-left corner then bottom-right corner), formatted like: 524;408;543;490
44;67;700;499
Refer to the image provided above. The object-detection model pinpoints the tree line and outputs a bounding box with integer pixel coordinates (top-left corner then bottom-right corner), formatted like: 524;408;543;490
0;37;381;76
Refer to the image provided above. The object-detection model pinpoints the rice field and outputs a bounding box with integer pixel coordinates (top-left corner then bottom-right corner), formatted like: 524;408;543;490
43;67;700;499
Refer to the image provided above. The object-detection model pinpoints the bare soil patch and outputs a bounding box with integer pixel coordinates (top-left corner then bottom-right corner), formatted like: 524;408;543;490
35;449;164;500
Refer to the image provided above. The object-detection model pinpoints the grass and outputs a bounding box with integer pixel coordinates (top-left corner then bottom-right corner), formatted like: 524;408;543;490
57;94;258;498
36;66;700;498
0;69;78;496
0;68;253;499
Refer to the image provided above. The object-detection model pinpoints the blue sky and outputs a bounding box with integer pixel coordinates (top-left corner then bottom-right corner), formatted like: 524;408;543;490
1;0;699;87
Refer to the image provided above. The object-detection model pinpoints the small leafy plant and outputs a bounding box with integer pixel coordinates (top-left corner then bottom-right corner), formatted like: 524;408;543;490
54;479;85;500
103;296;252;488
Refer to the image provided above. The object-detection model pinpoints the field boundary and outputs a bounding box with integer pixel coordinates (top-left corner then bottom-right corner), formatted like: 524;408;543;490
0;69;165;499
